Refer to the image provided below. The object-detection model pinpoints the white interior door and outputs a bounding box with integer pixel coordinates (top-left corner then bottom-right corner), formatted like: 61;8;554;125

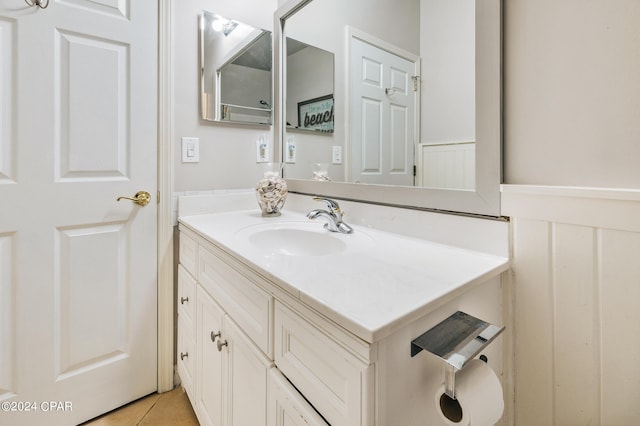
0;1;158;425
350;37;417;186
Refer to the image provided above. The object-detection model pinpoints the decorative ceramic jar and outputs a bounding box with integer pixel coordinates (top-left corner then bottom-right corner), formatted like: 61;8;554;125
255;163;287;216
311;162;331;181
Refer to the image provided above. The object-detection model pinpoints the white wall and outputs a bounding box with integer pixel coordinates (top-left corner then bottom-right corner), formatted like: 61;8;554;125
504;0;640;188
172;0;277;193
421;0;475;144
220;64;271;111
504;1;640;424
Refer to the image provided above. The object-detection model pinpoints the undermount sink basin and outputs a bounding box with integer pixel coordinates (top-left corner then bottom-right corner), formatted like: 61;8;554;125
235;221;372;257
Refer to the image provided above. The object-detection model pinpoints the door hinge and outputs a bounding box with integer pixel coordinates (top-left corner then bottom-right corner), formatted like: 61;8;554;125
412;76;420;92
157;190;161;204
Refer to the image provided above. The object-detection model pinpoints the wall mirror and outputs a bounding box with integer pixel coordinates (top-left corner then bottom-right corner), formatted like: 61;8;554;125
286;38;334;133
274;0;502;216
200;11;273;125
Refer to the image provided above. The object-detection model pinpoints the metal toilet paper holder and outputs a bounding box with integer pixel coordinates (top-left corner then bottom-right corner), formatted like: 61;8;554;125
410;311;505;400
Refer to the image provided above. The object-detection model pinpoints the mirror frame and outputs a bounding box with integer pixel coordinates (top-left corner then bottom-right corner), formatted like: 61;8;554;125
274;0;502;217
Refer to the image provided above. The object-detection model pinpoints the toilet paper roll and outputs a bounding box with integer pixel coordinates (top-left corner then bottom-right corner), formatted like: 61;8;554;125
435;359;504;426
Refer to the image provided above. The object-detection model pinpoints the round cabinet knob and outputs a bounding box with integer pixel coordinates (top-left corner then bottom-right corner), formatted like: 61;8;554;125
180;296;189;304
210;331;221;342
180;352;188;360
216;339;228;352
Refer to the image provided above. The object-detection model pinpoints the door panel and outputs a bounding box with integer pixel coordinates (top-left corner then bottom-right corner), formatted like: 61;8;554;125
361;98;382;173
56;30;129;180
56;223;127;376
389;103;409;173
60;0;129;18
350;37;416;186
0;17;15;183
0;233;15;397
0;1;157;424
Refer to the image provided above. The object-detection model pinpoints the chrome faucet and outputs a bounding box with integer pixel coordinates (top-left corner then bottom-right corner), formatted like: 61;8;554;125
306;197;354;234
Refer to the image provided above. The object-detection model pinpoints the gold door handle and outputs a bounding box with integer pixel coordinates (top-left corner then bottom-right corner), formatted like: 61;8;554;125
117;191;151;207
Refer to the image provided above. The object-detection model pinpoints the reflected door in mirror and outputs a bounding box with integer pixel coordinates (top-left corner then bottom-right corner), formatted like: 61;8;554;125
350;37;416;186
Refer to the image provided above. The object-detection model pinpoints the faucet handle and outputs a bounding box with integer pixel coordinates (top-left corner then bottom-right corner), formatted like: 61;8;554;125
312;196;341;213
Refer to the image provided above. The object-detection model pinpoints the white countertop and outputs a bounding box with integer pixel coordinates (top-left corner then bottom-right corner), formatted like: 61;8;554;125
179;210;509;343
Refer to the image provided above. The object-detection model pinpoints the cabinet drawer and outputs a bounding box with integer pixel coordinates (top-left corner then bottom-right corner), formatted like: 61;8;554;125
268;368;329;426
179;231;198;278
199;246;273;357
178;265;196;327
275;302;367;426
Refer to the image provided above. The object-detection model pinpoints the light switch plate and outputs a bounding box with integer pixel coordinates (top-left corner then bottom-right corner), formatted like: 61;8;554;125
286;137;296;163
332;145;342;164
182;137;199;163
256;136;270;163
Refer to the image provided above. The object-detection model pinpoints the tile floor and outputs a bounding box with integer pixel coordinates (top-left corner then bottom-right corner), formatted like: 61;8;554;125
81;386;198;425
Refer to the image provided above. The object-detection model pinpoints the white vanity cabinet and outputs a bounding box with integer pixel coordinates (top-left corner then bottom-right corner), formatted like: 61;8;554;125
177;213;508;426
196;286;272;426
177;230;198;402
177;265;196;400
178;225;351;425
179;228;275;426
179;225;376;426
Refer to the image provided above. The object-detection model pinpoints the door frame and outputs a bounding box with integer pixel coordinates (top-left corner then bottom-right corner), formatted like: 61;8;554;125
345;27;420;183
157;0;174;393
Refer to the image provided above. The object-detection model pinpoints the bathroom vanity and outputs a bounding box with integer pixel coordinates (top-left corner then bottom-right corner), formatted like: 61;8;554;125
176;192;509;425
176;0;506;421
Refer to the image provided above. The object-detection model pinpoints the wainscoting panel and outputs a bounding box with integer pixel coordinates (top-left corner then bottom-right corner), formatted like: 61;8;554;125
419;142;475;190
502;185;640;426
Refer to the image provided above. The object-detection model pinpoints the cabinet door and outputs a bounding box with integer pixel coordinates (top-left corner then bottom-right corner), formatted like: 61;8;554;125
225;316;272;426
275;302;367;426
197;287;225;426
199;246;273;356
178;264;196;326
268;368;329;426
177;313;195;399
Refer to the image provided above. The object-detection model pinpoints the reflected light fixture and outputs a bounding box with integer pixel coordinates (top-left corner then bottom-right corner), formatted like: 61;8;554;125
212;16;238;36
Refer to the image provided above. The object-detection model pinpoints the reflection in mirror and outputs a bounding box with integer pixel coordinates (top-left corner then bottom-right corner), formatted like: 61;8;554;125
282;0;475;189
275;0;501;216
200;11;272;125
286;38;334;133
284;37;336;180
